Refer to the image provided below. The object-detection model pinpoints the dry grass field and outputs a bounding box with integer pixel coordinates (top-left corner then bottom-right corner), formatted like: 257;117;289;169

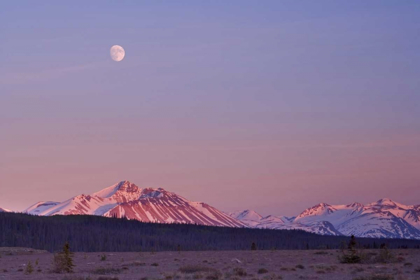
1;248;419;280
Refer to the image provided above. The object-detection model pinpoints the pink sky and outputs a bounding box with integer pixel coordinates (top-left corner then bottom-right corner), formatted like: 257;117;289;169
1;1;420;215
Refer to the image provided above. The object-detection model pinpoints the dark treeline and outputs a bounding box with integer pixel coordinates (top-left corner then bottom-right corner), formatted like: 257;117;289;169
1;212;420;252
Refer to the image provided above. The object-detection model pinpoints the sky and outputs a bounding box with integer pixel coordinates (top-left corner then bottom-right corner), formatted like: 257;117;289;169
1;1;420;216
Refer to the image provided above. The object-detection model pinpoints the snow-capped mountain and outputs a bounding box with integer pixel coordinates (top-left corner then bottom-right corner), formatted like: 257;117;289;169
231;198;420;239
23;181;420;239
230;210;342;236
228;210;263;227
25;181;243;228
0;207;12;213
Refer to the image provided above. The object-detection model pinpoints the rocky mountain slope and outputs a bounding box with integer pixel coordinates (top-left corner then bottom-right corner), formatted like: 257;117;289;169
25;181;243;227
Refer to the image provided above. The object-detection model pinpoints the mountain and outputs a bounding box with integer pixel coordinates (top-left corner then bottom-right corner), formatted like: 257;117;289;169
24;181;420;239
232;199;420;240
230;210;342;236
229;210;263;227
0;207;12;213
25;181;243;228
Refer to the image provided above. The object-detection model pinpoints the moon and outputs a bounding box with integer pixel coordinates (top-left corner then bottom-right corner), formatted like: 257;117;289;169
110;45;125;62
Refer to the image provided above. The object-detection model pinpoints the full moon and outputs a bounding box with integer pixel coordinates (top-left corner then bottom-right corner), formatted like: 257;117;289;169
110;45;125;62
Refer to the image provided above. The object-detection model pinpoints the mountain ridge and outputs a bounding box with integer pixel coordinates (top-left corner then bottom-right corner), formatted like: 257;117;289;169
25;180;243;228
231;198;420;239
22;180;420;240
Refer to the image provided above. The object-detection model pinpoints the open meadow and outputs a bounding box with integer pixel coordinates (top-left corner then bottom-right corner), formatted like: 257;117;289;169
1;248;420;280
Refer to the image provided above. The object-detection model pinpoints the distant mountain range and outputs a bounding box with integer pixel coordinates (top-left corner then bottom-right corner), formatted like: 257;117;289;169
230;199;420;240
0;207;12;213
7;180;420;240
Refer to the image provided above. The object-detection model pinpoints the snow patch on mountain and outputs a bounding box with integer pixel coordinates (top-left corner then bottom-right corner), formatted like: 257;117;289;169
232;198;420;239
24;201;60;215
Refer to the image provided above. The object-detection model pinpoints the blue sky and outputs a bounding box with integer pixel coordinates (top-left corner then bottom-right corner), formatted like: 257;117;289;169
1;1;420;215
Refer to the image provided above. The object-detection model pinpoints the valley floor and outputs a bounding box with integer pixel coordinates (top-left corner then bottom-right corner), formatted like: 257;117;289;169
0;248;419;280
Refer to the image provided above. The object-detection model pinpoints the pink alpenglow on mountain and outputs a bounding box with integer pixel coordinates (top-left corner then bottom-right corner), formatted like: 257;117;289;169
0;207;12;213
231;199;420;240
23;181;420;240
25;181;244;228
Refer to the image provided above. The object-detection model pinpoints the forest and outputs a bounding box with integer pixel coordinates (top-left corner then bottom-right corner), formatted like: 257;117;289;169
1;212;420;252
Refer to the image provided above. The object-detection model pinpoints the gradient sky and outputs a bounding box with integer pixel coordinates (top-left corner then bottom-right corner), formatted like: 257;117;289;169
1;1;420;216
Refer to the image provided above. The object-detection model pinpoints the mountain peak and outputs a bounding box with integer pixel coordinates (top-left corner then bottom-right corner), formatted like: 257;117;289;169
318;202;331;208
346;202;364;208
92;181;140;198
0;207;12;213
373;198;398;207
378;198;393;202
115;181;140;193
295;203;335;220
369;198;410;210
230;209;262;221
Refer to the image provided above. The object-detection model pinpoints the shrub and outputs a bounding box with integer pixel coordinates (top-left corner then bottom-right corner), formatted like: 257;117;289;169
97;277;119;280
313;264;337;272
352;267;365;273
374;246;394;263
100;254;107;261
339;252;362;263
233;267;247;276
179;266;221;279
92;267;122;275
251;242;257;250
61;276;93;280
353;274;394;280
179;265;216;274
205;270;222;280
314;251;328;255
280;267;289;271
128;261;146;266
25;261;34;274
258;268;268;274
296;264;305;269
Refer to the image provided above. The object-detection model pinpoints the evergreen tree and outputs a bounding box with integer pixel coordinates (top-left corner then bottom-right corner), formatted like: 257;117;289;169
63;242;75;272
0;212;419;252
348;235;357;250
52;242;74;273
